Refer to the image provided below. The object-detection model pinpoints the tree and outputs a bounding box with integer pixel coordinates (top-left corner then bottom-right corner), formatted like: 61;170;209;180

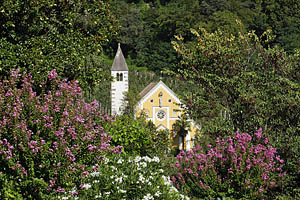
0;0;119;91
109;0;147;59
253;0;300;52
172;113;191;150
172;27;300;197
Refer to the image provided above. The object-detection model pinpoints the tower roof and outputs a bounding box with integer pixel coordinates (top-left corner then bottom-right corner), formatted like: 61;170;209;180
111;43;128;71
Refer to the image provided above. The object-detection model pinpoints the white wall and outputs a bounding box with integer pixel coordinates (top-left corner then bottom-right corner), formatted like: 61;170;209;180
111;71;128;115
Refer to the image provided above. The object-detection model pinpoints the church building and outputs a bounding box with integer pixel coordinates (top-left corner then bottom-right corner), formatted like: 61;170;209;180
111;44;198;150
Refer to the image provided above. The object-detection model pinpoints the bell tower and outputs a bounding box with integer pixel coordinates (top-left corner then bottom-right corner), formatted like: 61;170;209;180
111;43;129;115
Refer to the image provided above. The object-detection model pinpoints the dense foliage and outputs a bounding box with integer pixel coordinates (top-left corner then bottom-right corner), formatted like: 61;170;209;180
1;0;300;199
104;114;171;156
104;0;300;72
172;129;285;199
59;154;190;200
0;0;118;91
172;28;300;198
0;69;122;199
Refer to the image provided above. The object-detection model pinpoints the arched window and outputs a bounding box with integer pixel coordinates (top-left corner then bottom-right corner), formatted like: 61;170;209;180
116;73;120;81
158;92;163;107
120;73;123;81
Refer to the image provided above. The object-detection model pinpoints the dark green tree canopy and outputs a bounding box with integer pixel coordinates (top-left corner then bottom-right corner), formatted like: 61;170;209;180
103;0;300;73
0;0;119;91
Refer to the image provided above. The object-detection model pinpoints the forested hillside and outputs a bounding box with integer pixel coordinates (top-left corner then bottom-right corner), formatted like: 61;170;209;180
103;0;300;72
1;0;300;199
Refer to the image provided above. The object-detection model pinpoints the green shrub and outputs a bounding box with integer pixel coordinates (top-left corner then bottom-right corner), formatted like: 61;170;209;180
105;114;171;156
59;154;190;200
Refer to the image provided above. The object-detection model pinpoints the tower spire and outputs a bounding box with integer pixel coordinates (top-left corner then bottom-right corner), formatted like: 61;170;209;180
111;43;129;115
111;43;128;71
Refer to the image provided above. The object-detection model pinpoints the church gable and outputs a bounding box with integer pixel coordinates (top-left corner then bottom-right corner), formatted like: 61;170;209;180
138;81;181;109
136;81;182;129
135;80;196;150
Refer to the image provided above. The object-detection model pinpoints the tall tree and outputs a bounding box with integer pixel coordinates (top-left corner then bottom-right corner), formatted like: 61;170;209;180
253;0;300;52
172;27;300;196
0;0;119;91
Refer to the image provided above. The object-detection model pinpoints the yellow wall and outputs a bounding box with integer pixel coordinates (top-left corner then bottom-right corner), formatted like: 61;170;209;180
140;87;179;119
136;85;198;150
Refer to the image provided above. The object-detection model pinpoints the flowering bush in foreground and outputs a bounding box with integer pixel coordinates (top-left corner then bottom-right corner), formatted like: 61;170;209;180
59;154;190;200
0;69;122;199
172;129;286;199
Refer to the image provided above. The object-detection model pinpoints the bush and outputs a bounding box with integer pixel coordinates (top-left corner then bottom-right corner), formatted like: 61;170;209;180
0;69;122;199
171;129;286;199
104;114;171;156
59;154;190;200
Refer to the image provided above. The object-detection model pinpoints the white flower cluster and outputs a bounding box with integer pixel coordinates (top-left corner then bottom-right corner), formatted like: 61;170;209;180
58;155;190;200
90;171;101;177
117;158;124;164
142;193;154;200
130;156;160;163
82;183;91;190
161;175;190;200
58;187;79;200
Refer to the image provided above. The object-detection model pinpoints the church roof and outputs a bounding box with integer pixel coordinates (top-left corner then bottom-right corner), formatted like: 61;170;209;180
138;80;181;104
111;43;128;71
139;82;158;98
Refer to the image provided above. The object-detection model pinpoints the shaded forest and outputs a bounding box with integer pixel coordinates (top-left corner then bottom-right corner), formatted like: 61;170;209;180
103;0;300;72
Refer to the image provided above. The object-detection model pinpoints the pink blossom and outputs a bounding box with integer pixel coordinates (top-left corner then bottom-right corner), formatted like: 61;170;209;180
10;69;20;78
88;144;96;151
93;164;99;171
270;182;276;187
22;168;27;175
82;171;88;176
246;165;251;170
254;128;263;139
48;69;58;80
216;153;222;158
172;128;285;197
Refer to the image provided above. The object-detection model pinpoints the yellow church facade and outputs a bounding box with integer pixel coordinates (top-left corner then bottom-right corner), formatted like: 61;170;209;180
111;43;199;151
135;80;198;151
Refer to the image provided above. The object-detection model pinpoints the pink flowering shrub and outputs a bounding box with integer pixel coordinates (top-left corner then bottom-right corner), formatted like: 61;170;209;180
0;69;122;199
171;129;286;199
